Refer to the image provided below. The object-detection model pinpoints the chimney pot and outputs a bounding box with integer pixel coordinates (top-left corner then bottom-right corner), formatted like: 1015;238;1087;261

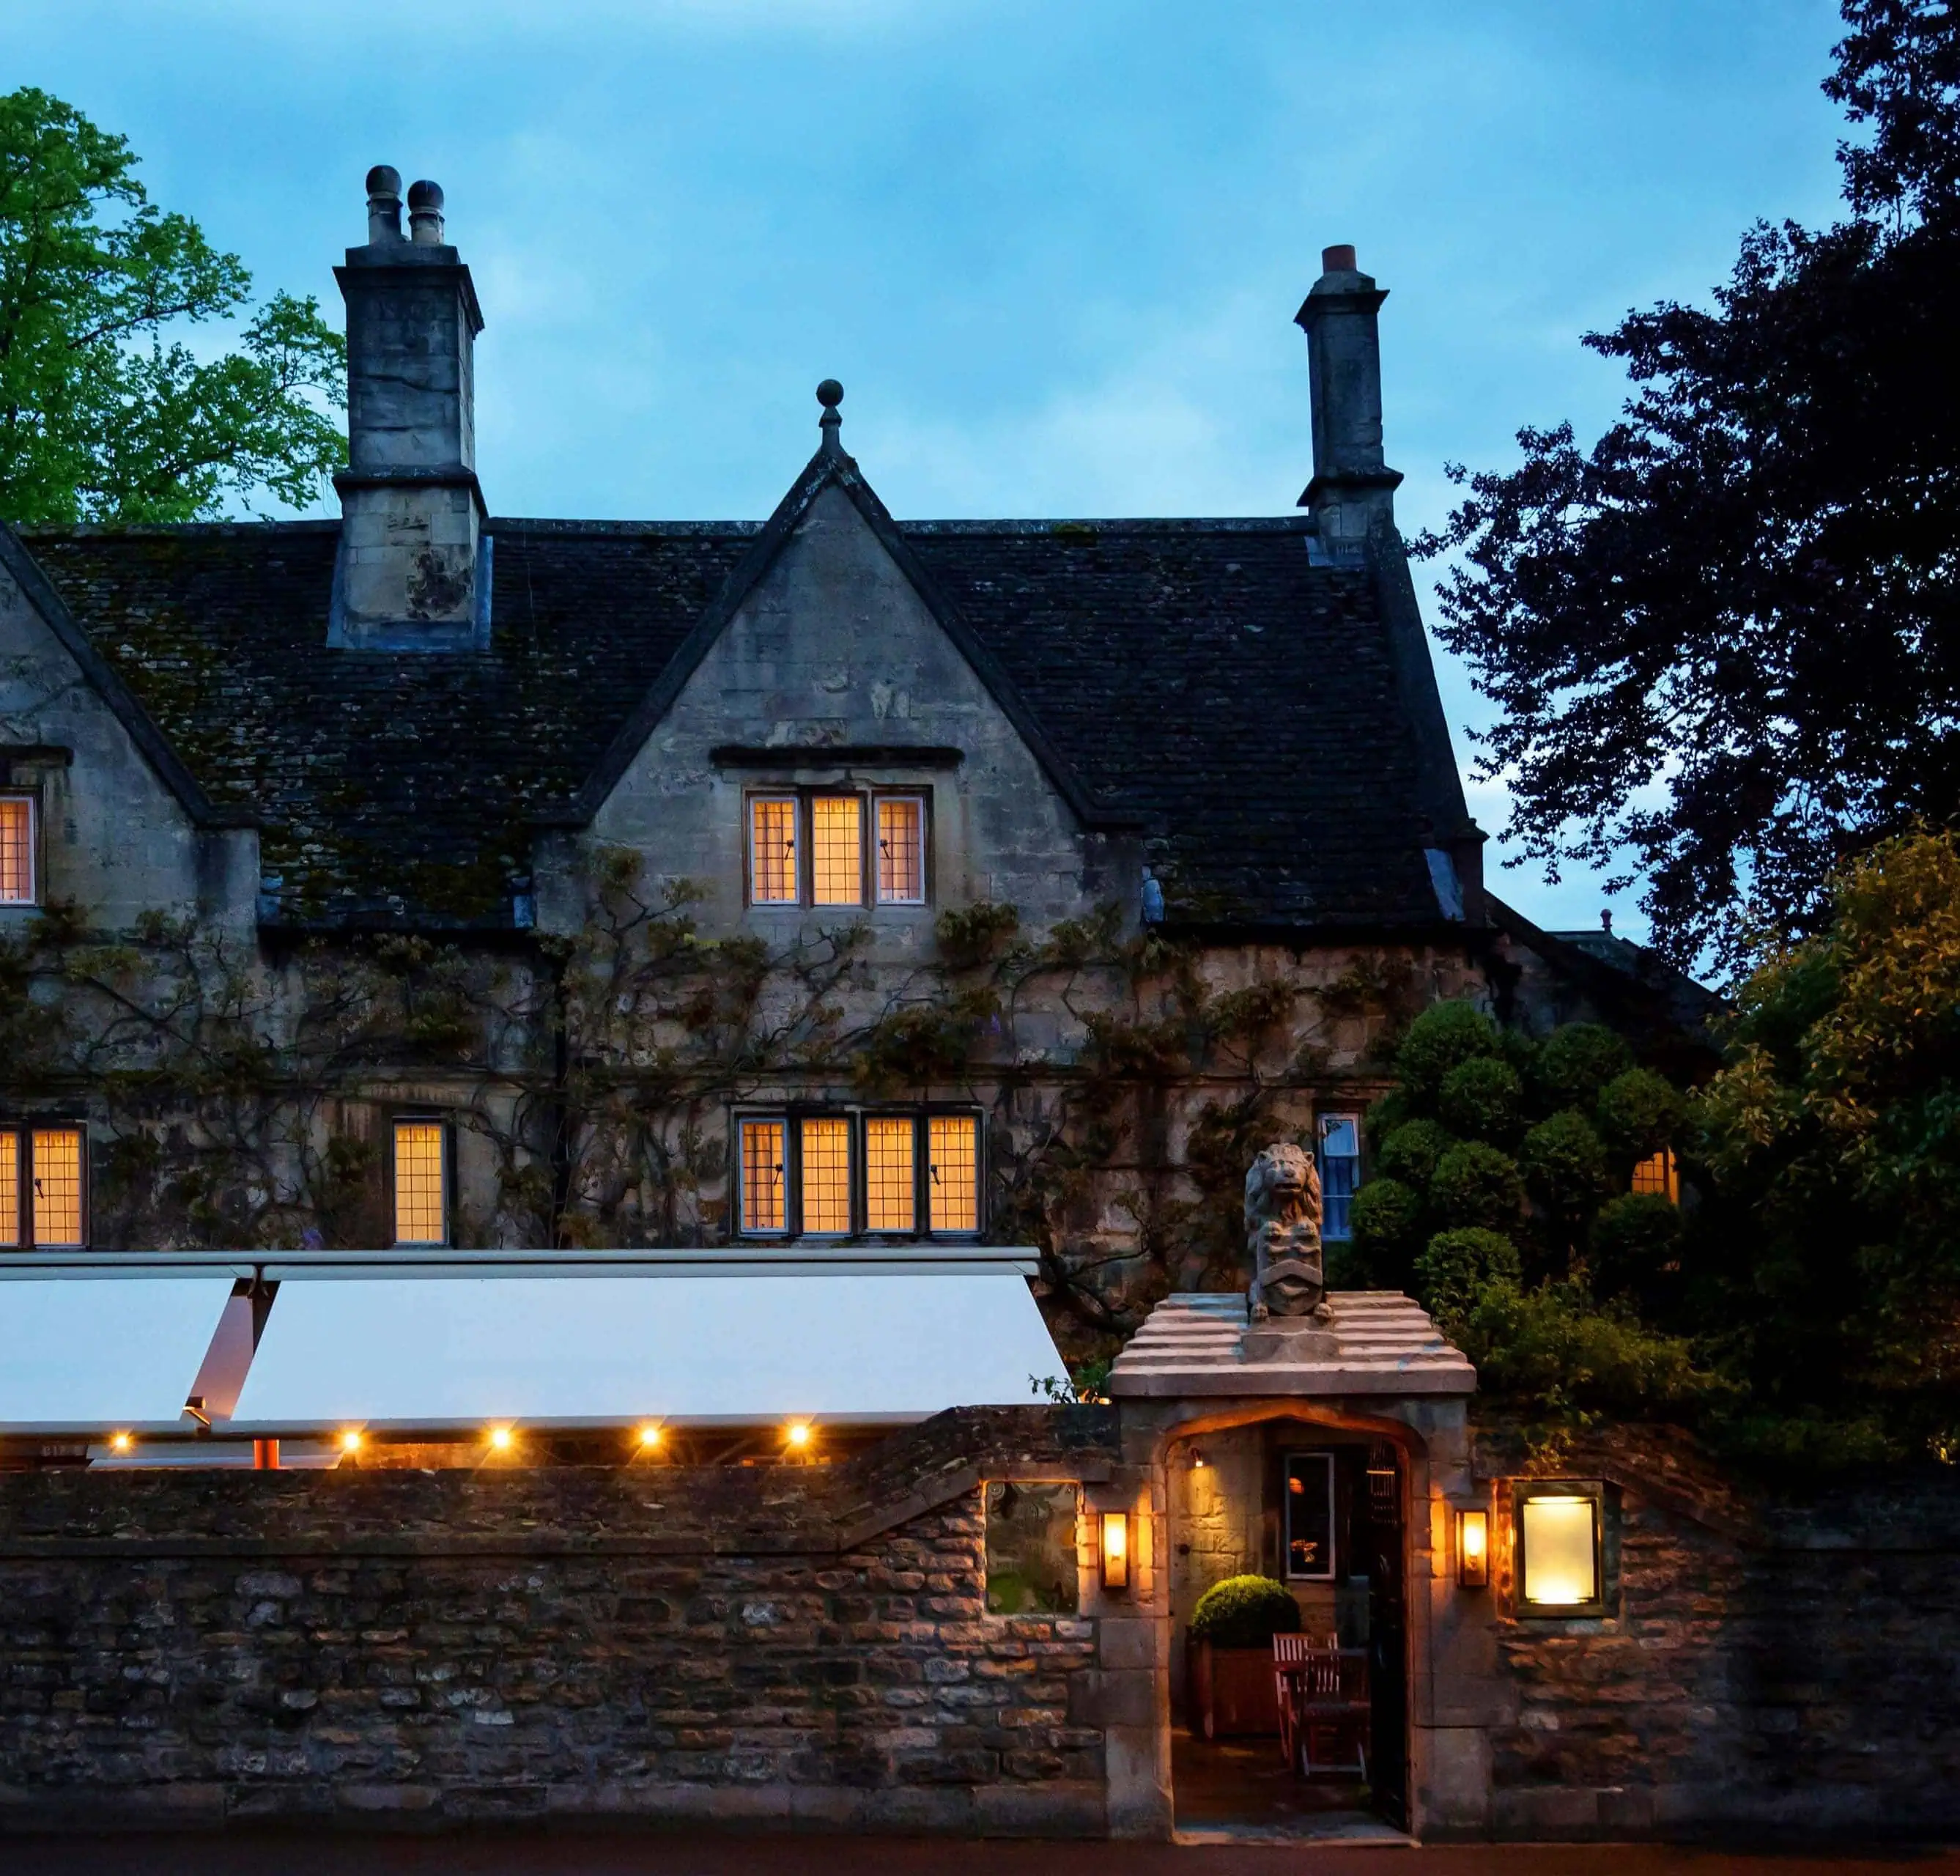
407;180;446;245
1321;243;1357;274
365;165;404;244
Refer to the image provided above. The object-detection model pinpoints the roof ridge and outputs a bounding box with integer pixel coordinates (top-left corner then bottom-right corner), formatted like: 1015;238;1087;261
18;520;341;539
901;516;1314;536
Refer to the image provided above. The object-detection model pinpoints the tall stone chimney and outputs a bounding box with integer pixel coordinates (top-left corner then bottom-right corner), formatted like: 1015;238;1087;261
1295;244;1403;553
329;168;488;651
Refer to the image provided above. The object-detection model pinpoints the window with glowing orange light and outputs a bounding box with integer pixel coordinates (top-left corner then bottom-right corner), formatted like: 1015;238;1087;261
876;797;925;904
733;1109;980;1239
744;791;930;910
928;1115;978;1233
810;796;862;906
0;796;36;905
1630;1148;1680;1203
393;1120;448;1246
0;1124;86;1247
865;1116;917;1232
748;797;798;904
799;1117;851;1234
740;1119;788;1234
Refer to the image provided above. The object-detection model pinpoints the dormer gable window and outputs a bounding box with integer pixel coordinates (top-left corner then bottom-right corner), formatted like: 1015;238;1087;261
747;789;930;909
0;795;37;905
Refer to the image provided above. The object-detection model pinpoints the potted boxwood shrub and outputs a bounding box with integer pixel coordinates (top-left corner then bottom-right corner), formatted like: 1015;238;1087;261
1187;1575;1301;1739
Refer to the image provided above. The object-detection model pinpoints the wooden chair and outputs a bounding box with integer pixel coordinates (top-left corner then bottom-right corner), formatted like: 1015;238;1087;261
1272;1633;1335;1772
1273;1633;1369;1780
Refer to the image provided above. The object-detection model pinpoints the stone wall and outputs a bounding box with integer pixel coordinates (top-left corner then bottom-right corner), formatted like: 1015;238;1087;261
1475;1426;1960;1840
0;1407;1149;1836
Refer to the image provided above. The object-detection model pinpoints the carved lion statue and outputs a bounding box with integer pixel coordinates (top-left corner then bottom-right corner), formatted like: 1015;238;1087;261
1245;1141;1327;1322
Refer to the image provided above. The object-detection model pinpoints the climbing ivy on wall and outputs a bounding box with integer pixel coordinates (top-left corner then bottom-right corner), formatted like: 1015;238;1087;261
0;859;1437;1365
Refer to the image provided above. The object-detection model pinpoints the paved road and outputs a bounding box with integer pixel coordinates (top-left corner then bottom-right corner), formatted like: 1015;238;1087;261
6;1835;1958;1875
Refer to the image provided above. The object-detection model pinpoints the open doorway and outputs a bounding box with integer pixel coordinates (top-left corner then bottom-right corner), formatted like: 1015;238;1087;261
1166;1421;1409;1842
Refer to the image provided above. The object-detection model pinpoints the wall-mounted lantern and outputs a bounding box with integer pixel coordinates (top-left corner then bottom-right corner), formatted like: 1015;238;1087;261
1515;1484;1605;1614
1099;1509;1130;1592
1456;1507;1489;1588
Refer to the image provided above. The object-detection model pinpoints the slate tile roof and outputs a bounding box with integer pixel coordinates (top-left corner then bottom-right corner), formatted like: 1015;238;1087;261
22;511;1444;931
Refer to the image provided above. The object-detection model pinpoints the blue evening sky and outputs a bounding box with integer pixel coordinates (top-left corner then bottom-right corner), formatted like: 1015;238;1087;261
12;0;1851;939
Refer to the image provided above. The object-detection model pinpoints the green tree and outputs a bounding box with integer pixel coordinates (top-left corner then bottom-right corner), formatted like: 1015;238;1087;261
1691;825;1960;1460
1353;1000;1712;1425
1415;2;1960;972
0;87;344;523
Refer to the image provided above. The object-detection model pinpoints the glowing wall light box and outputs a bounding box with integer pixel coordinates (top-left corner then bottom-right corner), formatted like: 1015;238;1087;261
1517;1487;1604;1612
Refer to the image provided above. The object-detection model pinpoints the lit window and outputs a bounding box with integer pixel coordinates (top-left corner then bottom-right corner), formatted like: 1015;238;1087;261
928;1115;978;1233
1519;1490;1602;1610
1284;1451;1336;1580
393;1120;447;1246
810;796;862;906
865;1116;917;1232
799;1117;851;1234
741;1119;787;1234
1318;1114;1361;1241
0;797;34;904
750;797;798;904
29;1127;84;1247
0;1131;17;1247
876;797;925;904
1630;1148;1679;1203
736;1111;979;1240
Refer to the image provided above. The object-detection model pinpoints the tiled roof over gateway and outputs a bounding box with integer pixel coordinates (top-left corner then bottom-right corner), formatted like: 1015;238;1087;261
22;507;1447;931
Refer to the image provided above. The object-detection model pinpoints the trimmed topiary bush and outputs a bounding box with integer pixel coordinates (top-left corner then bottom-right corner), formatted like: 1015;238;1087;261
1536;1023;1633;1112
1188;1574;1303;1648
1363;1087;1415;1152
1520;1110;1610;1213
1596;1067;1683;1162
1431;1140;1526;1231
1589;1192;1685;1301
1415;1226;1523;1323
1438;1057;1524;1145
1377;1118;1455;1188
1393;1000;1502;1101
1350;1175;1424;1276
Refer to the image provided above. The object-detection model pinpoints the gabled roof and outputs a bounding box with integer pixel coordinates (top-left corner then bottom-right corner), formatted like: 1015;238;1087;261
16;446;1470;934
553;437;1129;835
0;523;253;832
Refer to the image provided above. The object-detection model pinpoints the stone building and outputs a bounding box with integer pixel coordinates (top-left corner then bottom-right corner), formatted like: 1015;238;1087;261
0;170;1701;1345
1;173;1950;1850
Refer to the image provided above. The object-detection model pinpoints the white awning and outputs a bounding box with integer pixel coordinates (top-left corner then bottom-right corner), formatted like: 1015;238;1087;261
0;1277;235;1432
229;1263;1065;1430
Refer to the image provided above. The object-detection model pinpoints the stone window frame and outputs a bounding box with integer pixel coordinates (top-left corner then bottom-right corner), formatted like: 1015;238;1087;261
390;1115;454;1249
0;1121;89;1249
731;1104;983;1243
0;788;41;908
1509;1477;1613;1621
742;786;935;912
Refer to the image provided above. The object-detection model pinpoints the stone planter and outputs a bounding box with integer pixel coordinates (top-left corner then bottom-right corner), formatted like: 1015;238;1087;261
1186;1636;1281;1738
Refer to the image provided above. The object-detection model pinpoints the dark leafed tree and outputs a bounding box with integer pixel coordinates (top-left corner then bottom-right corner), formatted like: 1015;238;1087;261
1416;1;1960;975
0;86;345;525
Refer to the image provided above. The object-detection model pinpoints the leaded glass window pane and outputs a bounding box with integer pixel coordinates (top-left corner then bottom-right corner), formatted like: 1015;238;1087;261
810;796;862;906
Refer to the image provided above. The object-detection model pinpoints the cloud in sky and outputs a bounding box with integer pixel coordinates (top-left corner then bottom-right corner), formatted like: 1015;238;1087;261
10;0;1851;942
